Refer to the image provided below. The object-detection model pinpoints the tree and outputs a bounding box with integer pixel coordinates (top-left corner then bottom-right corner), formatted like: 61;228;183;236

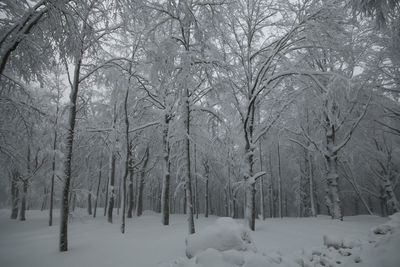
59;0;122;251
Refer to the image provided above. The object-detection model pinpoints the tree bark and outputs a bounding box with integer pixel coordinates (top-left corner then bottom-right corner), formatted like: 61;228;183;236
107;104;118;223
10;172;19;219
107;153;116;223
184;87;195;234
121;86;130;233
308;152;317;217
93;158;102;218
49;125;57;226
161;113;171;225
59;54;82;251
87;190;92;215
277;140;282;218
136;147;149;217
127;164;134;218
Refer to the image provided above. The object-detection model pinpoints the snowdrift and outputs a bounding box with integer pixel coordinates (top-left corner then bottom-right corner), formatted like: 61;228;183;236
185;217;256;258
162;214;400;267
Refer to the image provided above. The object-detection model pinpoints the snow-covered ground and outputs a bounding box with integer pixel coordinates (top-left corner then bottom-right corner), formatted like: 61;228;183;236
0;209;393;267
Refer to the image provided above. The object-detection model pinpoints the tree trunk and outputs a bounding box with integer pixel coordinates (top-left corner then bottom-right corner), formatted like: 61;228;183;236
127;164;134;218
325;154;342;220
277;140;282;218
107;152;116;223
107;100;118;222
104;175;109;217
49;138;56;225
11;172;19;219
136;147;149;217
93;158;102;218
121;87;130;233
383;177;400;212
259;141;265;220
87;190;92;215
194;143;198;219
117;176;121;215
161;113;171;225
308;152;316;217
59;47;82;251
184;87;195;234
205;177;209;218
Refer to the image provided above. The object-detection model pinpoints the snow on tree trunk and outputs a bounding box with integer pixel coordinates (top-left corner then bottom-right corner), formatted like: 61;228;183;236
244;140;256;230
204;159;209;218
59;55;82;252
107;152;116;223
383;176;400;212
324;119;342;220
325;154;342;220
259;153;265;220
184;86;195;234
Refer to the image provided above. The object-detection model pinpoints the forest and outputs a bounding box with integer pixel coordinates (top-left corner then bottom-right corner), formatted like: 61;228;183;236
0;0;399;266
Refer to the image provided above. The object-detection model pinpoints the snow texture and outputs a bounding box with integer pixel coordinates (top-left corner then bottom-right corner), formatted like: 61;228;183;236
167;214;400;267
185;217;256;258
0;210;397;267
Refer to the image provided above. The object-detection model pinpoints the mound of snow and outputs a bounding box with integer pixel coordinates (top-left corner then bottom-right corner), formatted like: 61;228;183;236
185;217;256;258
351;212;400;267
163;214;400;267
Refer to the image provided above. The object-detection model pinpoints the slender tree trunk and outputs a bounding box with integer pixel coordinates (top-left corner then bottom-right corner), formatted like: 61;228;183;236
121;86;130;233
183;185;187;215
87;190;92;215
161;113;171;225
205;177;209;218
20;144;30;221
117;176;121;216
194;143;198;219
127;165;134;218
184;87;195;234
259;141;265;220
59;53;82;252
107;153;116;223
308;153;316;217
277;140;282;218
93;158;102;218
104;175;109;217
49;130;57;226
136;147;149;217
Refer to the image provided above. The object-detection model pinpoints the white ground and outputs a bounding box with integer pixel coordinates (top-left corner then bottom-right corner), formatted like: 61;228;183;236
0;209;389;267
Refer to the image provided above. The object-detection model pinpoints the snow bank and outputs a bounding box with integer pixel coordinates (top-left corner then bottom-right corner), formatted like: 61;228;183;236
165;218;294;267
351;212;400;267
297;212;400;267
185;217;256;258
163;214;400;267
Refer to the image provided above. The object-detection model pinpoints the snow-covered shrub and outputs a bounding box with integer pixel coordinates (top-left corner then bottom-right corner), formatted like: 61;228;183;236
185;217;256;258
